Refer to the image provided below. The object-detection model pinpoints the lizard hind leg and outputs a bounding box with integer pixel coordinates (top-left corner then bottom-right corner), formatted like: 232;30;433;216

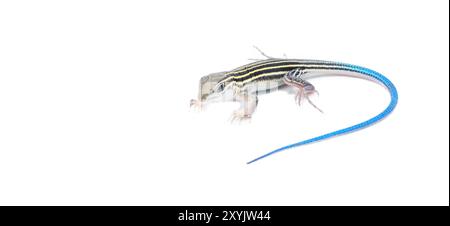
284;70;323;113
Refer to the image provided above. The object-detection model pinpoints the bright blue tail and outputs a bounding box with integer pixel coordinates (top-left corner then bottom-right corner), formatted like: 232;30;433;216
247;63;398;164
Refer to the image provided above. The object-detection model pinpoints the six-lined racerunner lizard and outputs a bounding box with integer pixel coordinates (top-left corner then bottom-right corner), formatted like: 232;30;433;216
190;48;398;164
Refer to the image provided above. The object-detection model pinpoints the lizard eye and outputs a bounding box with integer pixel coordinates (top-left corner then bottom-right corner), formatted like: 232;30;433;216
216;83;225;92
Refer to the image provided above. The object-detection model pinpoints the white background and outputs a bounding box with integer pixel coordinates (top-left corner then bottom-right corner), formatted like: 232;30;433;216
0;0;448;205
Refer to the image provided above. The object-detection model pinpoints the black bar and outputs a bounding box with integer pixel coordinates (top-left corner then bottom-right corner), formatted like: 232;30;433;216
1;206;448;225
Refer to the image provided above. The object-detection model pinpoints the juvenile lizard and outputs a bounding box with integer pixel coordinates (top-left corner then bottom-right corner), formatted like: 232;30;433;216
190;48;398;164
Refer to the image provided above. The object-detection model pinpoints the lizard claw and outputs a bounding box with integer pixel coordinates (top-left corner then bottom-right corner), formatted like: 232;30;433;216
295;90;304;106
229;109;252;123
305;91;323;113
293;88;323;113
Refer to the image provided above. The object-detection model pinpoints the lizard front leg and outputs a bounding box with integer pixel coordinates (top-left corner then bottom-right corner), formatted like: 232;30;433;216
230;89;259;122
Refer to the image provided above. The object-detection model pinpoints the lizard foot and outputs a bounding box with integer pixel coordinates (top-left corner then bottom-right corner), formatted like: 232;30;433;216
190;99;204;111
292;86;323;113
303;90;323;113
229;109;252;123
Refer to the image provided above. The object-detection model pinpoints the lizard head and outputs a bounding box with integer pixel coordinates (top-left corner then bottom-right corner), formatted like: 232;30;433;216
190;72;237;110
198;72;235;103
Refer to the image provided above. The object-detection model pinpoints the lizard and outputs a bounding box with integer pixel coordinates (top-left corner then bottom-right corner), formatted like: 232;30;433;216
190;48;398;164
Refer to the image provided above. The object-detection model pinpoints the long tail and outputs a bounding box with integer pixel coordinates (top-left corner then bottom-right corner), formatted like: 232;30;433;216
247;63;398;164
